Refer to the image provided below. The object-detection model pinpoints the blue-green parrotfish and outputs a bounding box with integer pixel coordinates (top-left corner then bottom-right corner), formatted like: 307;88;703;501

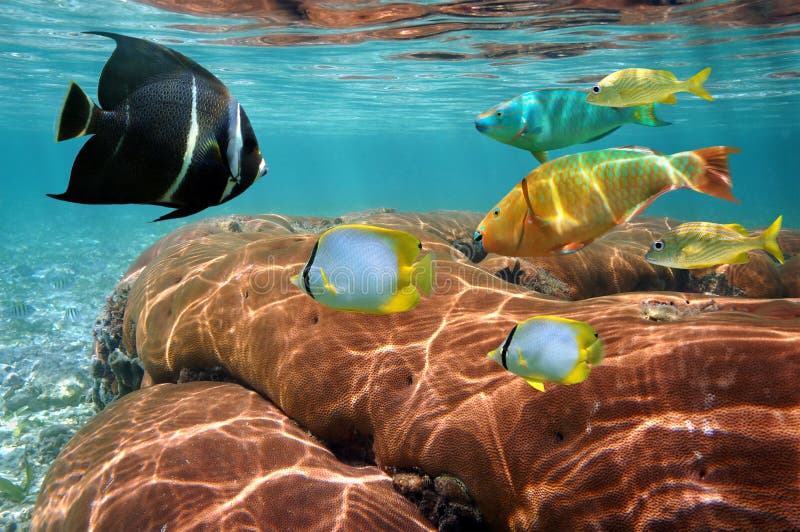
291;224;434;314
50;32;268;222
487;316;604;392
475;89;669;163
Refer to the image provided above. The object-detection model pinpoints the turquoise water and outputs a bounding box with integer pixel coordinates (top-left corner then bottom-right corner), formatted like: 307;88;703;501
0;0;798;525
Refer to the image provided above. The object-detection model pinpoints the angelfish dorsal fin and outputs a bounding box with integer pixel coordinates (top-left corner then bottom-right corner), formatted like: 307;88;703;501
86;32;226;109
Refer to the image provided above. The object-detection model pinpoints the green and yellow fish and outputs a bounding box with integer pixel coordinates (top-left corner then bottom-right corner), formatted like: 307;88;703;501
586;67;713;107
473;146;740;257
645;216;784;269
487;316;604;392
475;89;669;163
291;224;434;314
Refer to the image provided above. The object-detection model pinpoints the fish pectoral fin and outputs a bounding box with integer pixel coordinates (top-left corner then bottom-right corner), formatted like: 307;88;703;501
561;361;592;385
660;94;678;104
523;378;546;392
552;241;588;255
532;151;548;163
318;267;337;295
584;126;621;144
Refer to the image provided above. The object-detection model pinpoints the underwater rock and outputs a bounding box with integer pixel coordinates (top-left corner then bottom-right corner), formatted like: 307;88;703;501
111;211;800;529
32;382;433;531
781;255;800;298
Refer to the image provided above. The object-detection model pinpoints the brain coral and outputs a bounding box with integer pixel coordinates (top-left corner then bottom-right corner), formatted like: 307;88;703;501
32;382;433;531
37;211;800;530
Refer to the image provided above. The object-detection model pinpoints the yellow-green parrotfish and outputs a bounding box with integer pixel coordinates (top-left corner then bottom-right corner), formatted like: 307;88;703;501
586;67;713;107
475;89;669;163
473;146;740;257
487;316;604;392
645;215;784;269
291;224;434;314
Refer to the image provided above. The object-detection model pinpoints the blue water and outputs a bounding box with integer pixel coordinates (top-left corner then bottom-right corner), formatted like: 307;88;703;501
0;0;798;525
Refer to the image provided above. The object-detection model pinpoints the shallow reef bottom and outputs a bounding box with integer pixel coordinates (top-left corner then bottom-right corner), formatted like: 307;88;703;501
32;210;800;530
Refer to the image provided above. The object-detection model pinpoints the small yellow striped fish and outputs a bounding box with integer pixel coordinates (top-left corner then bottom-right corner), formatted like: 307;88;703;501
586;67;713;107
645;216;784;269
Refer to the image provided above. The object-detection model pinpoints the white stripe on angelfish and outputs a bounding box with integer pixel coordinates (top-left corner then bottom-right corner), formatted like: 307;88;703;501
160;75;199;203
226;100;242;183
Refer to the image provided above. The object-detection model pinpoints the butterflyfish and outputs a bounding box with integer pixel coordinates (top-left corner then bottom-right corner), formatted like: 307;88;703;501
291;224;434;314
487;316;604;392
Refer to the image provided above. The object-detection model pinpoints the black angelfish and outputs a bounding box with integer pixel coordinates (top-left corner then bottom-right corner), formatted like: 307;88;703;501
49;32;268;222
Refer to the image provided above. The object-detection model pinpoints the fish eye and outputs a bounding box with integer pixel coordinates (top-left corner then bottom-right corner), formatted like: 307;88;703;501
493;208;501;217
592;85;601;94
495;111;503;117
652;240;664;251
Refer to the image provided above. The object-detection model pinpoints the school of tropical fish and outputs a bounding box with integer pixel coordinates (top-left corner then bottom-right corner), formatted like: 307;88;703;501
47;34;786;393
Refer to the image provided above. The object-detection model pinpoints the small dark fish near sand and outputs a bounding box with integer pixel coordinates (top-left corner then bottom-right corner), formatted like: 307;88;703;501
49;274;74;289
63;307;81;323
3;303;36;319
49;32;268;222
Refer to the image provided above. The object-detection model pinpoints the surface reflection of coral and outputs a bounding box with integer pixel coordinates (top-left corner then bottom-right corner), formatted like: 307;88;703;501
35;211;800;529
138;0;799;48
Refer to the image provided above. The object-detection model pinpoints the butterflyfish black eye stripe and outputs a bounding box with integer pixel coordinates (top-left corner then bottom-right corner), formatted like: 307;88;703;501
302;241;319;299
500;324;517;370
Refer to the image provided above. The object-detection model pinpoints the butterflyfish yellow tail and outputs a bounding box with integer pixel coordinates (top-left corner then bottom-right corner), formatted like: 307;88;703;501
412;253;434;296
760;215;785;265
686;67;714;101
524;378;546;392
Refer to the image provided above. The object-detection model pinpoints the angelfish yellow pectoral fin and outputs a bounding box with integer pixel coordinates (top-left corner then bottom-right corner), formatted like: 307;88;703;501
524;378;546;392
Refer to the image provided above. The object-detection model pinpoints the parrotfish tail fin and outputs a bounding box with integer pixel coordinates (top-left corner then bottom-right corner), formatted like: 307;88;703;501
56;81;100;142
691;146;741;203
523;378;546;392
686;67;714;101
632;104;670;127
760;215;785;265
561;361;592;385
412;253;434;296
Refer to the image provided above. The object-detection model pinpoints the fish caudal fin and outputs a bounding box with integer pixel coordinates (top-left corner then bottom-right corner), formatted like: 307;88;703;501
632;104;670;127
760;215;785;264
686;67;714;101
56;81;99;142
690;146;741;203
412;253;434;296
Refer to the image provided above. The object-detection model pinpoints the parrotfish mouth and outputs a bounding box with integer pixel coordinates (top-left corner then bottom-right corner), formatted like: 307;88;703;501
474;121;489;132
473;230;485;252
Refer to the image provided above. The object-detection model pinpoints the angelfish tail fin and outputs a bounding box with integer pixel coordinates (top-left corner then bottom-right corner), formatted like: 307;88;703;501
56;81;100;142
689;146;741;203
686;67;714;101
760;215;785;265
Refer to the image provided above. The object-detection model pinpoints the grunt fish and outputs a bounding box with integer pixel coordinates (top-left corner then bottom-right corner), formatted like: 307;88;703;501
586;67;713;107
